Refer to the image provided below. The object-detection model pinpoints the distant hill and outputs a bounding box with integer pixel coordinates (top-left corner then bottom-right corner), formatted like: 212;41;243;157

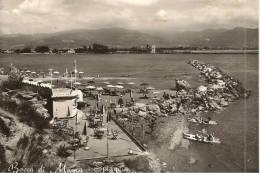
170;27;258;48
0;27;258;49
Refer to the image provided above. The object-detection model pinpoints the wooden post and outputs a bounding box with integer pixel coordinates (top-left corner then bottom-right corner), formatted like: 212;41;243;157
141;123;145;140
106;109;109;158
75;113;77;132
131;113;134;135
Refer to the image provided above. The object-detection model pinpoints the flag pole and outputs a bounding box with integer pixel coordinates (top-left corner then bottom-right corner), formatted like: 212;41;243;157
70;73;73;90
65;68;68;82
74;60;77;83
106;108;109;158
49;68;53;88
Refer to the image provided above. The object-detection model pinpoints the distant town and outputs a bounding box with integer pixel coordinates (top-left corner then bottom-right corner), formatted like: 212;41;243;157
0;43;258;55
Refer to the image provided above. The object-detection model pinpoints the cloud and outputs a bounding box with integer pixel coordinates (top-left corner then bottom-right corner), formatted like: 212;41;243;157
156;9;168;22
94;0;159;6
12;0;65;15
0;0;258;35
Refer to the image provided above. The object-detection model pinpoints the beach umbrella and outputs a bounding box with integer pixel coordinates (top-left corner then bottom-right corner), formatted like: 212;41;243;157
79;71;84;74
31;71;36;74
106;85;114;88
37;80;43;83
74;82;81;85
115;85;124;89
86;85;95;89
82;122;87;136
88;80;95;84
140;82;149;87
130;89;133;98
104;81;110;84
153;91;160;94
127;82;135;85
117;82;124;85
53;71;60;74
146;86;155;90
96;87;104;91
25;70;31;73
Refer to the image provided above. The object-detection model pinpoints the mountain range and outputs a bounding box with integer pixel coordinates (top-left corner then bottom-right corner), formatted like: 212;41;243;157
0;27;258;49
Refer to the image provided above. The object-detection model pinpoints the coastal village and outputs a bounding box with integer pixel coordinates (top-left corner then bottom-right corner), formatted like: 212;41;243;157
0;43;258;55
0;59;251;172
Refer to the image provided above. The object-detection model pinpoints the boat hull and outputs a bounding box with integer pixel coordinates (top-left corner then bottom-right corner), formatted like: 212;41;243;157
183;133;221;144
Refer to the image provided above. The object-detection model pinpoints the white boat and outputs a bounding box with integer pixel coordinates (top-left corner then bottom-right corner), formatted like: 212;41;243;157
183;133;221;144
187;118;217;125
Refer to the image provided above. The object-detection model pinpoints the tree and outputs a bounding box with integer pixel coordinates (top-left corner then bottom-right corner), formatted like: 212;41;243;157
52;48;58;54
92;43;109;53
20;47;31;53
35;46;50;53
14;49;21;54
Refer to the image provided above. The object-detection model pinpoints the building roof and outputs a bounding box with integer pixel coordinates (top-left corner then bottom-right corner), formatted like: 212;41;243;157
52;88;77;98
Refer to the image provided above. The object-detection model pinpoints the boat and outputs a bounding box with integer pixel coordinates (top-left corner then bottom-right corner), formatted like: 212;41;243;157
183;132;221;144
187;118;217;125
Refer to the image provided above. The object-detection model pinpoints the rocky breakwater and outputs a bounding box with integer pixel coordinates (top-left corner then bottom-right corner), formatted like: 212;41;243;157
188;60;250;110
160;60;251;117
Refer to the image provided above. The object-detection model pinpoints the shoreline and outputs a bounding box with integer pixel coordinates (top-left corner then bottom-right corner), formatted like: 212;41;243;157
0;49;258;56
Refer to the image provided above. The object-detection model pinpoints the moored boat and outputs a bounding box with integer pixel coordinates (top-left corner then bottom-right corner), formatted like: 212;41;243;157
183;132;221;144
187;117;217;125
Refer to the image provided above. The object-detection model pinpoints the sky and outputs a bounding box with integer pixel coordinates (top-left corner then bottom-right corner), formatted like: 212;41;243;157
0;0;258;35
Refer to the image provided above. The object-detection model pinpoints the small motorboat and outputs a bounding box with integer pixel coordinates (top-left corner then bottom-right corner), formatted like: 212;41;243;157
183;132;221;144
187;118;217;125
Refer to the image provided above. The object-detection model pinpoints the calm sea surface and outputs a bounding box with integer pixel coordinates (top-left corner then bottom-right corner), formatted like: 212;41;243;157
0;53;258;171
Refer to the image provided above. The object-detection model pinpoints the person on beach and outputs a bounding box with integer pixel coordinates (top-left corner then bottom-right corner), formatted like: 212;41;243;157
207;134;213;141
195;134;199;140
107;109;112;122
130;97;135;105
118;95;124;107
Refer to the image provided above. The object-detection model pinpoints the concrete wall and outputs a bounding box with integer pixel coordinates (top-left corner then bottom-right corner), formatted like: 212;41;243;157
53;98;77;118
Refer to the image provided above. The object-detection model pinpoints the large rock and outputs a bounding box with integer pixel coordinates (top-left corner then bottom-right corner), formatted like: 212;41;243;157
138;111;147;117
219;98;228;107
147;104;160;113
125;155;161;172
170;104;178;113
34;107;50;120
175;80;191;91
197;85;207;94
208;100;222;110
114;107;129;114
138;106;147;112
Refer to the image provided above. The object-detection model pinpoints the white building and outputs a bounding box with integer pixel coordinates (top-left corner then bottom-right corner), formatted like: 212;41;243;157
52;88;78;119
67;49;76;54
151;45;156;54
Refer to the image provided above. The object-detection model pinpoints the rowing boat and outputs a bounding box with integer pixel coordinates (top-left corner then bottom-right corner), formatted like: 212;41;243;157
183;132;221;144
187;118;217;125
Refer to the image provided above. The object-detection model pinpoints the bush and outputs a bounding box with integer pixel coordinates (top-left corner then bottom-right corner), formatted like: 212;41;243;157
17;134;29;149
17;102;49;129
57;144;71;158
1;65;23;90
0;117;11;137
0;143;8;170
35;46;50;53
